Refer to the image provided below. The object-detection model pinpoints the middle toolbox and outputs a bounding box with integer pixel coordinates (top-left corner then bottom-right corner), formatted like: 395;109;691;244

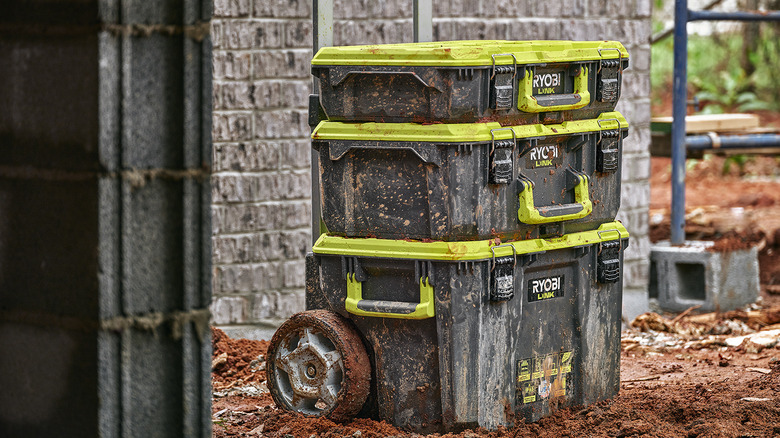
312;111;628;241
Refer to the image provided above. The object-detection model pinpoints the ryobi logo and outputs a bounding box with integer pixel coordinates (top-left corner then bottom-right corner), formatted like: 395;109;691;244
526;144;562;168
533;72;563;95
527;275;564;302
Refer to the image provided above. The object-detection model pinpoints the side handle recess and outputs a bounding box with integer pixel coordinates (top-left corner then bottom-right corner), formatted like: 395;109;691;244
344;261;435;319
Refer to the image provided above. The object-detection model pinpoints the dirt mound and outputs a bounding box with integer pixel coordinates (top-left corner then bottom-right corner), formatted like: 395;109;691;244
212;327;270;390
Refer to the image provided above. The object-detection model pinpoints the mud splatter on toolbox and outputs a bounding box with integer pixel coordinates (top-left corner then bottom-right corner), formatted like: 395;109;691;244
311;40;628;125
267;39;631;433
302;223;628;432
312;112;628;241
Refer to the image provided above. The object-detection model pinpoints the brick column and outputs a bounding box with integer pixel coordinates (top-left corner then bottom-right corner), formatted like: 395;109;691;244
0;1;212;435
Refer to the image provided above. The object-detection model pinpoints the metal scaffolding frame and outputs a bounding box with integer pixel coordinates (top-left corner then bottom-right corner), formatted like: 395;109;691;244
670;0;780;244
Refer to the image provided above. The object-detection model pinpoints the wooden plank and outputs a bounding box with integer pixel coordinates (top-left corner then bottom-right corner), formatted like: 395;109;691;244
651;114;761;134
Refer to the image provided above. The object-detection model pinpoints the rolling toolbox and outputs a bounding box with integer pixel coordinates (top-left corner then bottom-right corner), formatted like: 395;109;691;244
311;40;629;124
298;222;629;432
312;112;628;241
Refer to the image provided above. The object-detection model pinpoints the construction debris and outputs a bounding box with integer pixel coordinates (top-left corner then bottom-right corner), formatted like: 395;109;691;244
624;305;780;353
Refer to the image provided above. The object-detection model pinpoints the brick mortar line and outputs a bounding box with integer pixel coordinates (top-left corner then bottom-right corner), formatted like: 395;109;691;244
211;229;311;238
213;138;310;142
0;308;211;341
212;169;310;176
211;289;306;296
212;201;313;207
213;108;310;113
211;169;312;174
214;109;309;113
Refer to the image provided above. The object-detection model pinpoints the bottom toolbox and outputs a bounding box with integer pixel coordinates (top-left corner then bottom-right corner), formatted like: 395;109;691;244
303;222;628;432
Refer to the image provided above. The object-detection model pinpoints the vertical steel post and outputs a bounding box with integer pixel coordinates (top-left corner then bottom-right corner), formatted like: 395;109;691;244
413;0;433;42
312;0;333;244
671;0;689;245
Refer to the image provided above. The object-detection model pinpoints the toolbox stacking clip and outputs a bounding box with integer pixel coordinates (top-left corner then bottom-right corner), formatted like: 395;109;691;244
490;53;518;110
596;118;623;173
489;127;517;184
597;48;624;103
490;244;517;302
342;257;435;320
596;229;626;284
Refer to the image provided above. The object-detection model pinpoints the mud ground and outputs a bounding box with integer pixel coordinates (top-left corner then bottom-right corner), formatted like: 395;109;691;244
212;321;780;437
212;153;780;437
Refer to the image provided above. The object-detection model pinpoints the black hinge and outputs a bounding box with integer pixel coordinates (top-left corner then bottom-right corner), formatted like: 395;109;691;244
597;240;622;284
489;53;518;110
597;129;620;173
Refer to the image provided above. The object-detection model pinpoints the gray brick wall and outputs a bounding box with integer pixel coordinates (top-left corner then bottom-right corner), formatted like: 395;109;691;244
211;0;653;339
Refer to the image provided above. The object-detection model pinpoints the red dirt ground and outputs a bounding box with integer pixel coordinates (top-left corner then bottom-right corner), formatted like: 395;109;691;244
212;325;780;437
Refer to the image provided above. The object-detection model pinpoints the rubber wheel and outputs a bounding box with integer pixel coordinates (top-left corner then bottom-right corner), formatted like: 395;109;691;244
267;310;371;422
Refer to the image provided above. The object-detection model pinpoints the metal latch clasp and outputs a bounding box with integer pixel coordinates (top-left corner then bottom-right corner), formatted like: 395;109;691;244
490;53;518;110
489;128;517;184
596;48;623;103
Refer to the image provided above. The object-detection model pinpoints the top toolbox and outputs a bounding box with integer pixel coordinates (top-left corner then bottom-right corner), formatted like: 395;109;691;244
311;40;629;124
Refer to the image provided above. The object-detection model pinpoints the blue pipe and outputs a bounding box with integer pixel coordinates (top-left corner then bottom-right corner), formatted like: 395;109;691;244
689;10;780;21
671;0;688;245
686;134;780;150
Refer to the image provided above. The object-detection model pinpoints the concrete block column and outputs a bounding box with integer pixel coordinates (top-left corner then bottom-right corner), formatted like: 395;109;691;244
0;1;213;436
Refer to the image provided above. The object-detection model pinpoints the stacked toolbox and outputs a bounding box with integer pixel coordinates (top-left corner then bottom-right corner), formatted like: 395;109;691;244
271;40;631;432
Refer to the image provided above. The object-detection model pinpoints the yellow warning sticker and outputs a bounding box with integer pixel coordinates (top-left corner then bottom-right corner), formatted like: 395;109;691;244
545;354;558;377
532;357;543;380
554;374;567;397
518;359;531;382
561;351;572;374
517;350;574;405
522;383;537;404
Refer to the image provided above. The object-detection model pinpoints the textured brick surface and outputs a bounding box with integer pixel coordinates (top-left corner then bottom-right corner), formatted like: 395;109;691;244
211;0;653;336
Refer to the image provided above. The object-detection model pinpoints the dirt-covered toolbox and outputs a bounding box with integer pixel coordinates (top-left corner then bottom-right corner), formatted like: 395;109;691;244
311;40;629;124
312;112;628;241
279;222;628;432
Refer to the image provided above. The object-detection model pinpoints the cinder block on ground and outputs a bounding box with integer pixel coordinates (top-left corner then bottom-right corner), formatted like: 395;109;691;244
649;240;760;313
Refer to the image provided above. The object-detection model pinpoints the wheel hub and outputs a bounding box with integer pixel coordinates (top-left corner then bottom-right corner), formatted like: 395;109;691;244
274;328;344;414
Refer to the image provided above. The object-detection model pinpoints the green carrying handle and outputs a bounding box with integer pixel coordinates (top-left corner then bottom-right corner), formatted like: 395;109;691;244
345;274;435;319
517;172;593;224
518;66;590;112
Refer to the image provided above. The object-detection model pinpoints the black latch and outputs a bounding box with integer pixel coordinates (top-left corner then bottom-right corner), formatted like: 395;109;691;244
489;128;517;184
597;240;622;284
597;58;622;103
491;256;515;302
490;244;518;302
489;53;518;110
597;129;620;173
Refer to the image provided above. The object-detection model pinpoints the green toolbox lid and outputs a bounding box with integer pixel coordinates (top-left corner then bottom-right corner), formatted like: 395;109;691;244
312;222;629;261
311;40;629;67
312;112;628;143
